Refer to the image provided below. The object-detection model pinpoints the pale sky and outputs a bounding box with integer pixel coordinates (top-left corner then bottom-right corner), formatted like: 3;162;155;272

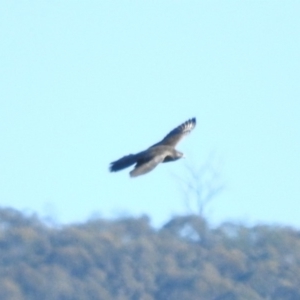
1;1;300;228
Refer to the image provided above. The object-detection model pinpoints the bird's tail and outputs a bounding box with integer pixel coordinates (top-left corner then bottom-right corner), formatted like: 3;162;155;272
109;154;137;172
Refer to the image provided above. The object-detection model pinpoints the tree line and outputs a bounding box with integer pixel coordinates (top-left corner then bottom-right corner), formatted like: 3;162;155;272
0;207;299;299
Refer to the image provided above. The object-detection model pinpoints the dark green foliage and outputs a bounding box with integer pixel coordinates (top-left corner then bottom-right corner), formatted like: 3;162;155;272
0;208;300;299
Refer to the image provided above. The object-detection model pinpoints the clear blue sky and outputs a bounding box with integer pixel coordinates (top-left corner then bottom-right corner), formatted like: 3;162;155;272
1;1;300;228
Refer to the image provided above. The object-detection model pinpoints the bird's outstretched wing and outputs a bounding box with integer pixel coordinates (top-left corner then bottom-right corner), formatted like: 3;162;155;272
130;154;165;177
150;118;196;148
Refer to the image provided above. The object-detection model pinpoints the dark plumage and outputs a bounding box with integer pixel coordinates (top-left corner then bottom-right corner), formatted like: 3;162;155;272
109;118;196;177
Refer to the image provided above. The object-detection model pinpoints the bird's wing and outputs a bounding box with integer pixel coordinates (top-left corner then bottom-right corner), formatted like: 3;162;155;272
150;118;196;148
130;154;165;177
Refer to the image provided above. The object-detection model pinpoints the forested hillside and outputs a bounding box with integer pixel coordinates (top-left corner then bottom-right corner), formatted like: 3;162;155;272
0;207;299;300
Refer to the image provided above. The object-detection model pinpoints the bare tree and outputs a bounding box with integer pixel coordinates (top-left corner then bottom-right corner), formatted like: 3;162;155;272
174;153;224;217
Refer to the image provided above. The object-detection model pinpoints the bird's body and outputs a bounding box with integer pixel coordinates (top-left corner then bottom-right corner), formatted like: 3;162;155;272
109;118;196;177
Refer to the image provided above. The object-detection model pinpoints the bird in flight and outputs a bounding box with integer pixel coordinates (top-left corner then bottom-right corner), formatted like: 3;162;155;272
109;118;196;177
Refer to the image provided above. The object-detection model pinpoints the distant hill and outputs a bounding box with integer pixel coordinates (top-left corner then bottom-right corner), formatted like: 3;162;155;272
0;207;299;300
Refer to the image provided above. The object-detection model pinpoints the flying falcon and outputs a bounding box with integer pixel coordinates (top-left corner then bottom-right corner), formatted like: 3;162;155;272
109;118;196;177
